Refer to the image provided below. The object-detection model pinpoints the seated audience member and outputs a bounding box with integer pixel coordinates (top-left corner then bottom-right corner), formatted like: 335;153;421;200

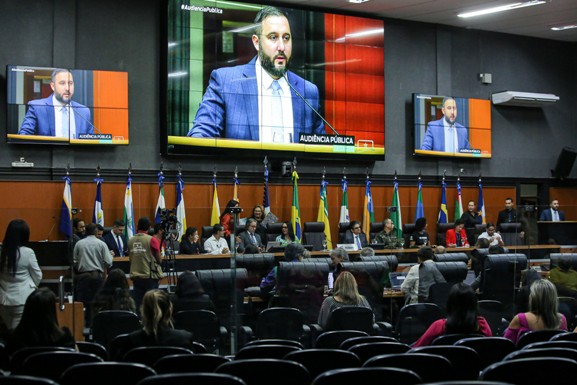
360;247;375;258
373;219;403;248
435;245;446;254
515;269;542;313
412;283;492;347
317;271;374;329
260;243;304;296
477;222;504;247
179;227;204;255
204;224;230;255
445;219;469;247
123;290;194;352
504;279;567;344
171;271;215;313
409;217;430;248
344;221;369;249
91;268;136;321
470;244;507;291
328;247;350;288
549;254;577;298
401;246;446;304
5;288;76;355
302;248;312;259
276;222;296;247
243;244;260;254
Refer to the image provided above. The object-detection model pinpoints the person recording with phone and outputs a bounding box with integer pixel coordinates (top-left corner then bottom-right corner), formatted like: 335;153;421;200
421;97;469;153
19;69;93;138
188;6;325;142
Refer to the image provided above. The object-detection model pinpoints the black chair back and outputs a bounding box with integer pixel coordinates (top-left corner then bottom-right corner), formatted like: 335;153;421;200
338;222;350;244
173;310;225;353
302;222;326;251
516;329;567;349
348;342;410;363
60;362;156;385
550;253;577;270
153;353;230;374
136;373;247;385
339;335;398;350
19;351;102;380
266;222;285;243
325;306;376;334
312;367;421;385
395;303;444;345
340;261;389;321
283;349;361;379
76;341;108;361
255;307;306;341
369;222;384;241
234;344;301;360
436;222;454;246
410;345;480;381
480;254;528;316
435;261;468;283
92;310;141;350
0;376;60;385
216;358;310;385
477;300;508;337
455;336;516;370
363;352;452;383
123;346;193;367
480;357;577;385
315;330;368;349
9;346;75;373
359;254;398;273
434;252;469;263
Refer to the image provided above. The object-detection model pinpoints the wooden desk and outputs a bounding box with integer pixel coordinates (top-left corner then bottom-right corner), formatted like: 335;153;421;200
55;302;84;341
538;221;577;245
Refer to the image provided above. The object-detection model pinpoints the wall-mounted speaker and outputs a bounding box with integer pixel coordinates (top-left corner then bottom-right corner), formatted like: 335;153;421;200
551;147;577;179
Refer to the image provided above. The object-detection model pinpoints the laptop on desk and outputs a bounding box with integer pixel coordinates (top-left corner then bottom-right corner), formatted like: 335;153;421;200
389;271;408;290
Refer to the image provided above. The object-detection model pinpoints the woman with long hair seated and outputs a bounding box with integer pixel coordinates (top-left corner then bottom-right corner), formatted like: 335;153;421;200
220;200;239;238
171;271;215;314
412;283;492;347
124;289;194;350
275;222;296;247
91;268;136;322
5;287;76;355
179;227;204;255
504;279;567;344
317;271;373;329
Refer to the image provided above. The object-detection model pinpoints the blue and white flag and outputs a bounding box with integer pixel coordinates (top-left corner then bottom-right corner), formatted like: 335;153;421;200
123;172;135;239
92;178;104;226
59;176;72;238
176;173;187;240
154;172;166;224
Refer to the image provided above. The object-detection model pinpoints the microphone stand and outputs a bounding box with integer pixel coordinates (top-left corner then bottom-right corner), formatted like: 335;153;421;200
229;208;242;355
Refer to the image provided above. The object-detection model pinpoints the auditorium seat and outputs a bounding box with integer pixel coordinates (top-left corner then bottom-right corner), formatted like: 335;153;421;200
123;346;193;367
253;307;311;346
266;222;285;243
363;352;453;383
395;303;444;345
173;310;227;354
60;362;156;385
402;223;415;247
480;357;577;385
135;373;246;385
322;306;391;336
215;358;310;385
302;222;326;251
455;336;516;370
497;222;523;246
235;253;276;289
315;330;368;349
201;225;214;245
0;376;60;385
550;253;577;270
435;261;468;283
153;354;231;374
410;345;480;381
195;268;248;328
311;367;421;385
436;222;454;246
348;342;410;364
338;222;350;244
515;329;567;349
283;349;361;379
360;254;398;273
18;351;102;381
369;222;384;241
479;254;527;317
339;335;399;350
434;252;469;263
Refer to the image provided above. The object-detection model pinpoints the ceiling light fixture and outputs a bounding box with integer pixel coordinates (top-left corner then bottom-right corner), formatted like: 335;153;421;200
551;24;577;31
457;1;547;18
348;0;371;3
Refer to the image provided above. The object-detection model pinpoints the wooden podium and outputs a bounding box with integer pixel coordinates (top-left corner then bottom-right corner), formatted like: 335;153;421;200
56;302;84;341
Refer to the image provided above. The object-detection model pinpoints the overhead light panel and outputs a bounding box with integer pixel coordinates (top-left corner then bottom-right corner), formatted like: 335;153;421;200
348;0;371;3
458;1;547;18
551;24;577;31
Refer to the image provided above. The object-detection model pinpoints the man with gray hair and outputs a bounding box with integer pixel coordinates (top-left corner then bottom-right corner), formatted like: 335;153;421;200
19;68;93;138
328;247;349;289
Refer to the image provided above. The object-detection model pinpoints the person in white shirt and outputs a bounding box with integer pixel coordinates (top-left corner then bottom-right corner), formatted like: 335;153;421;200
204;224;230;255
477;222;504;247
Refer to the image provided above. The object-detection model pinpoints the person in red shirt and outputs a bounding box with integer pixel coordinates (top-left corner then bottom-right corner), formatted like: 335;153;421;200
445;219;469;247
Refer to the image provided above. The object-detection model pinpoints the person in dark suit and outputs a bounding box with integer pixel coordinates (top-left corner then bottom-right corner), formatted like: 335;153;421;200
343;220;368;250
238;218;264;253
103;219;128;257
19;69;93;138
188;6;325;142
496;197;522;227
421;97;469;152
539;199;565;221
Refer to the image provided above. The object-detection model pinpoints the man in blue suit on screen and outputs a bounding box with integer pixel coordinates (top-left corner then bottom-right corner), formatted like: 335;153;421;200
187;6;325;143
19;69;93;139
421;97;469;152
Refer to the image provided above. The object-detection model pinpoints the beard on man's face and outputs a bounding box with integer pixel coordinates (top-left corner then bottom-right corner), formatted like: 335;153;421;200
259;45;290;78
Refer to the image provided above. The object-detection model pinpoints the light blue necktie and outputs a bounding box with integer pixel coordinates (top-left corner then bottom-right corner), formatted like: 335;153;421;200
355;235;362;250
61;106;69;138
271;80;284;142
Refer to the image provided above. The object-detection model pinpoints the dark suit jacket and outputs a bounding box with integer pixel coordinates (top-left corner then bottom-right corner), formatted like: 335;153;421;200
238;231;263;252
421;118;469;152
188;56;325;141
539;208;566;221
19;94;93;137
343;231;368;248
103;232;128;257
